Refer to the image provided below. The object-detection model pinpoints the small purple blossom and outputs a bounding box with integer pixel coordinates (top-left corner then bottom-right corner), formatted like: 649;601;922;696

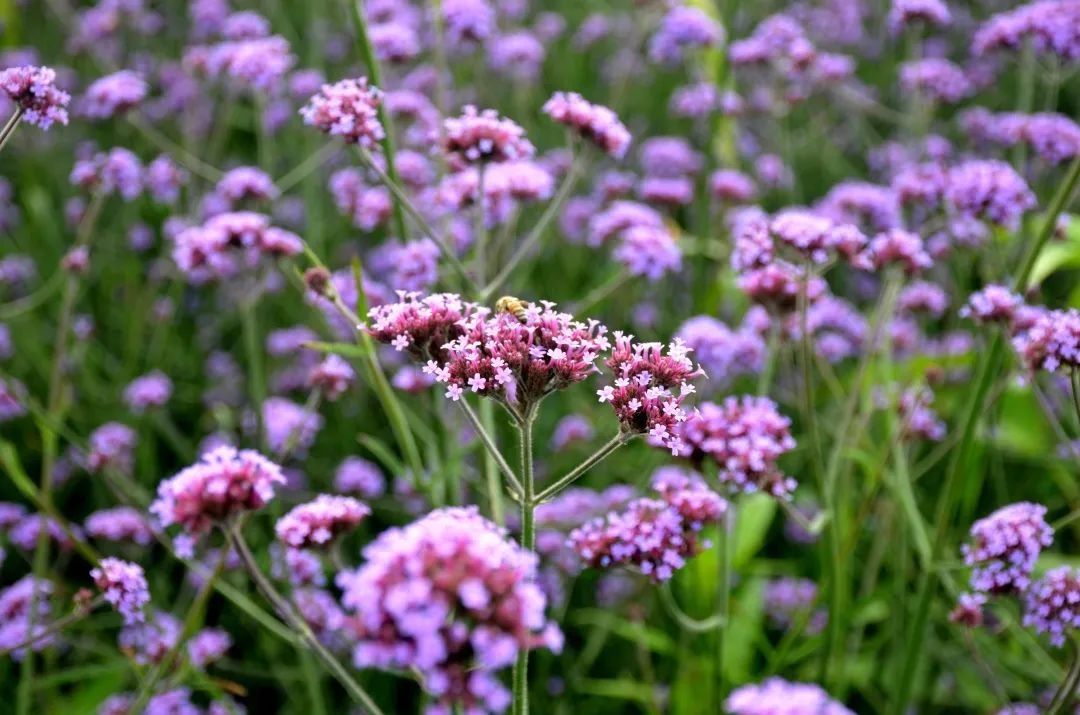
542;92;631;159
726;678;854;715
300;77;384;147
123;370;173;413
91;558;150;625
275;494;370;549
442;105;534;169
334;456;386;498
80;70;147;118
1023;566;1080;646
962;502;1053;594
0;65;70;129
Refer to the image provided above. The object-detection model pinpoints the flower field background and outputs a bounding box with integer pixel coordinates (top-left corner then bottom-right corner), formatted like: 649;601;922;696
2;0;1080;713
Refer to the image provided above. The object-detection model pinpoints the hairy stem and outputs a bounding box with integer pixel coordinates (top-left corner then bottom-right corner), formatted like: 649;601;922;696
0;107;24;154
512;409;537;715
535;432;628;503
457;397;524;498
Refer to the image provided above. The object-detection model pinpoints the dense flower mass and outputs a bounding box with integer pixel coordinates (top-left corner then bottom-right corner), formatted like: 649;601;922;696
972;0;1080;62
597;334;703;453
542;91;631;158
150;446;286;535
172;211;302;283
0;576;56;659
1012;308;1080;373
337;507;562;713
675;396;797;499
275;494;370;549
0;65;70;129
960;285;1025;327
962;502;1053;594
944;160;1036;230
80;70;147;118
569;471;726;582
300;77;385;147
725;678;855;715
1023;566;1080;646
442;105;534;168
91;558;150;625
367;292;478;364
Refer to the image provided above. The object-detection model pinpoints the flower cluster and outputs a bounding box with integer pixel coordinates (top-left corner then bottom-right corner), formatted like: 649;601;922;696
960;285;1026;328
122;371;173;413
0;65;70;129
1023;566;1080;647
84;507;154;545
860;229;932;274
648;5;724;65
86;422;137;474
763;577;826;633
569;472;726;583
597;334;703;453
91;558;150;625
334;456;386;498
300;77;385;147
675;396;797;499
337;506;562;714
263;396;324;455
973;0;1080;62
1012;308;1080;373
442;105;534;169
172;211;302;284
963;109;1080;165
962;502;1053;594
79;70;147;119
944;160;1036;231
898;388;946;442
433;300;610;408
69;148;143;201
184;35;296;93
0;577;55;658
542;91;631;159
367;292;478;364
675;315;764;387
150;446;286;535
725;678;855;715
275;494;370;549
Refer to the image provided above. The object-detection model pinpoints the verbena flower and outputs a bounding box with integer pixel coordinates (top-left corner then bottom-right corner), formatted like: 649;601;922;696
145;155;188;204
675;396;797;498
0;376;28;422
613;224;682;280
150;446;286;535
670;82;719;119
186;35;296;93
84;507;154;545
860;229;932;274
79;70;147;118
9;514;80;551
587;200;665;247
725;678;854;715
118;611;180;665
123;370;173;414
275;494;370;549
1012;308;1080;373
329;168;392;231
187;627;232;669
70;148;143;201
944;160;1035;231
898;387;946;442
898;280;949;318
542;91;631;158
442;105;534;169
550;414;595;451
597;333;703;453
763;577;826;633
899;59;972;104
569;472;726;582
91;558;150;625
0;65;70;129
960;285;1025;328
306;355;355;400
367;292;479;364
337;506;562;714
676;315;764;387
300;77;385;147
1023;566;1080;646
949;592;987;627
972;1;1080;62
888;0;951;34
172;211;302;284
87;422;137;474
709;169;757;203
442;0;497;47
263;396;324;455
802;296;867;362
488;31;545;81
334;456;386;498
0;576;55;659
962;502;1053;594
214;166;279;204
738;261;827;313
648;5;724;65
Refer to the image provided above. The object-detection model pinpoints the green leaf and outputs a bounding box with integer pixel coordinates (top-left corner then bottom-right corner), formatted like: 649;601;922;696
303;341;370;359
572;609;676;655
576;678;658;704
723;577;765;683
733;494;777;569
1029;214;1080;286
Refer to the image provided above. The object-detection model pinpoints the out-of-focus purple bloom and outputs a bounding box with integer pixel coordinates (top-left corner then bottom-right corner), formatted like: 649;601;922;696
334;456;386;498
899;59;972;103
150;446;286;536
263;397;324;456
763;577;826;632
443;0;496;48
0;376;27;422
10;514;79;551
648;5;724;65
638;176;694;206
888;0;951;34
1012;308;1080;373
172;212;302;284
70;148;143;201
1024;566;1080;646
543;92;631;159
87;422;137;474
860;229;932;274
771;209;868;265
119;611;181;665
223;10;271;40
307;355;355;400
301;77;384;147
709;170;757;203
79;70;147;119
816;181;902;233
0;576;55;659
945;160;1035;230
550;414;595;451
963;502;1053;594
639;137;702;177
898;387;946;441
123;370;173;414
588;200;664;247
186;35;296;93
675;315;764;386
329;168;392;231
215;166;279;204
960;284;1025;327
613;225;682;280
726;678;854;715
91;558;150;625
739;261;826;313
754;153;793;189
670;82;719;119
488;31;545;81
188;627;232;669
898;280;948;318
337;506;562;713
84;507;153;545
0;65;70;129
950;592;987;627
973;1;1080;62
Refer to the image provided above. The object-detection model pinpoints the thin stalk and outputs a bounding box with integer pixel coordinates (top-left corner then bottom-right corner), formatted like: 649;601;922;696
1071;371;1080;428
241;295;267;448
475;165;488;283
275;142;338;194
481;152;582;301
457;397;524;498
0;597;103;656
346;0;408;243
228;525;386;714
716;510;734;700
892;153;1080;714
569;269;629;316
1012;40;1037;170
511;409;537;715
658;581;726;633
129;115;222;181
356;147;475;289
479;399;505;523
0;107;24;154
1047;637;1080;715
535;432;628;503
757;317;782;396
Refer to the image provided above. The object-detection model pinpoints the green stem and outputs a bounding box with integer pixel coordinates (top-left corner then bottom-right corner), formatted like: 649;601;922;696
0;598;102;656
345;0;409;243
1015;154;1080;290
658;581;725;633
241;296;267;448
535;432;628;503
756;317;782;396
0;107;24;154
511;410;536;715
1047;637;1080;715
569;269;629;316
228;525;386;715
716;509;734;701
475;165;488;284
129;114;222;181
457;397;523;499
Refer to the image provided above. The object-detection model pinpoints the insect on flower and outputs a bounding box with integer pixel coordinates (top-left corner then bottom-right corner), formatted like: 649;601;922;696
495;295;530;323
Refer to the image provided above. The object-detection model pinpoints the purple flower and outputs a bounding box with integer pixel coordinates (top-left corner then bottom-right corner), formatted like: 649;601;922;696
973;1;1080;62
371;237;441;292
442;0;496;48
334;456;386;498
542;92;631;159
123;370;173;414
963;502;1053;594
9;514;80;551
70;148;143;201
369;22;421;64
888;0;951;34
960;284;1025;327
803;296;867;362
587;200;664;247
738;261;826;313
1023;566;1080;646
860;229;932;274
0;376;27;422
84;507;154;545
188;627;232;669
898;280;948;318
118;611;180;665
726;678;854;715
307;354;355;400
263;396;324;456
87;422;137;474
675;396;797;499
763;577;826;632
598;334;703;453
648;5;724;65
91;558;150;625
329;168;392;230
214;166;279;204
0;576;55;659
898;387;946;442
900;59;972;103
950;592;987;627
709;170;757;203
1012;308;1080;373
488;32;546;81
0;65;70;129
79;70;147;118
300;77;384;147
187;36;296;93
639;136;702;177
550;414;595;451
366;292;478;363
442;105;534;169
569;474;726;583
613;225;682;280
337;506;561;713
275;494;370;549
172;212;301;283
816;181;902;233
675;315;765;386
945;160;1035;230
637;176;694;206
670;82;719;118
770;209;868;265
223;10;271;40
150;446;286;535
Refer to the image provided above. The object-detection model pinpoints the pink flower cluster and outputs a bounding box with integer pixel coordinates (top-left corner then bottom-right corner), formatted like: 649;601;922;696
306;355;355;400
962;502;1053;594
274;494;370;549
442;105;535;169
675;396;797;499
725;678;854;715
84;507;154;545
300;77;385;148
542;91;631;159
367;292;478;363
0;65;70;129
1023;566;1080;647
597;333;703;453
91;558;150;625
960;285;1026;327
430;300;610;408
337;506;562;714
172;211;302;284
150;446;286;535
123;370;173;413
568;471;727;583
79;70;147;119
860;229;933;274
1012;308;1080;373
